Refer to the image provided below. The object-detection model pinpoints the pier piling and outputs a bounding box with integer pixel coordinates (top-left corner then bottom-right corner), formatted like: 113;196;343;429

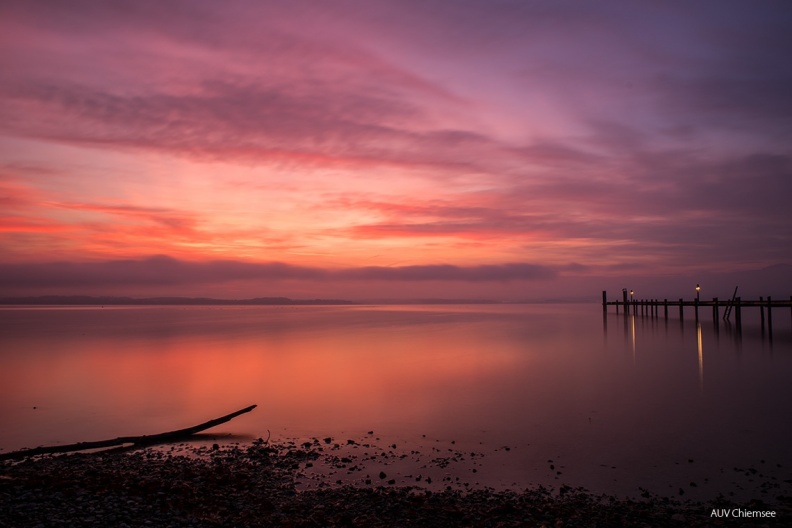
735;297;742;327
760;296;765;333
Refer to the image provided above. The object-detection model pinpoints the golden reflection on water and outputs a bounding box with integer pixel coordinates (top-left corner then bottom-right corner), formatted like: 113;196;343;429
697;322;704;393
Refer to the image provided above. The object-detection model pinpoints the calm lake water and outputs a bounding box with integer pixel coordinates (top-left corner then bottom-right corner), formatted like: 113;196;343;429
2;303;791;500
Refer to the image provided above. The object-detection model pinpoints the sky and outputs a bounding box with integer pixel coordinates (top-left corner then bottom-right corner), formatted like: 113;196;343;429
1;0;791;301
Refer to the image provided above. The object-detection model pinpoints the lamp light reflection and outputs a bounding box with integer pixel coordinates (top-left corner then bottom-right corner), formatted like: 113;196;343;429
697;322;703;393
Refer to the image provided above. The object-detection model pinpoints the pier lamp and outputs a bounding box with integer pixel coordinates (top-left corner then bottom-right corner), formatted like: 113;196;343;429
629;290;634;301
696;284;700;302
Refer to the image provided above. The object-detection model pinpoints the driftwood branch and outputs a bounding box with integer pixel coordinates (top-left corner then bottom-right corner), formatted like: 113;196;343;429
0;404;257;461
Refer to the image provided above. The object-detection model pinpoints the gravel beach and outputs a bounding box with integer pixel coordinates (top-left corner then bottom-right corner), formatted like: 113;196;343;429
2;439;789;527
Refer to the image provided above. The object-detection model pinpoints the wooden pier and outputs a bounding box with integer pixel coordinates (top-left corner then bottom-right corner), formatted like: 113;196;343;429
601;289;792;336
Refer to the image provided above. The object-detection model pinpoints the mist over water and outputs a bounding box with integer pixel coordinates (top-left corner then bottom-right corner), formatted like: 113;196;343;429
1;304;790;499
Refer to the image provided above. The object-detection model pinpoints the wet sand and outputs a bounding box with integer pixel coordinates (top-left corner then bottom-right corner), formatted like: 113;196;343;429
2;437;789;527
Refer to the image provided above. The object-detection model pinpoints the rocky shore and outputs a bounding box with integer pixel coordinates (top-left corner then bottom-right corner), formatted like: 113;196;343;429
2;440;788;527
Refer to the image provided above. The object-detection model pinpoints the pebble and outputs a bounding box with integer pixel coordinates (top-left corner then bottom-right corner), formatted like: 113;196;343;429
1;441;787;527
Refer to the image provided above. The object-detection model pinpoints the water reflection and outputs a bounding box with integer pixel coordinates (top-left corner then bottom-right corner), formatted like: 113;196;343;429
609;303;787;352
629;315;636;364
1;305;591;453
697;322;703;393
606;306;792;397
2;305;791;499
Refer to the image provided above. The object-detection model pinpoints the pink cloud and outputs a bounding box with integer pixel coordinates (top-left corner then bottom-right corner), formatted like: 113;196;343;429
1;0;791;295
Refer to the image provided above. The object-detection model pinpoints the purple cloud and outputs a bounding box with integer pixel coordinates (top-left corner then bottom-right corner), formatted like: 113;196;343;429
0;256;559;292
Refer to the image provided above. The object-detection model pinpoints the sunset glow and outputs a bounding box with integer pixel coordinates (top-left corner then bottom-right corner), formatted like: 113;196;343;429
2;1;791;300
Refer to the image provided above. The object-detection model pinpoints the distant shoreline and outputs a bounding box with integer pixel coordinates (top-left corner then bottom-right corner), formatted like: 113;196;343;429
0;295;358;306
0;295;596;306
